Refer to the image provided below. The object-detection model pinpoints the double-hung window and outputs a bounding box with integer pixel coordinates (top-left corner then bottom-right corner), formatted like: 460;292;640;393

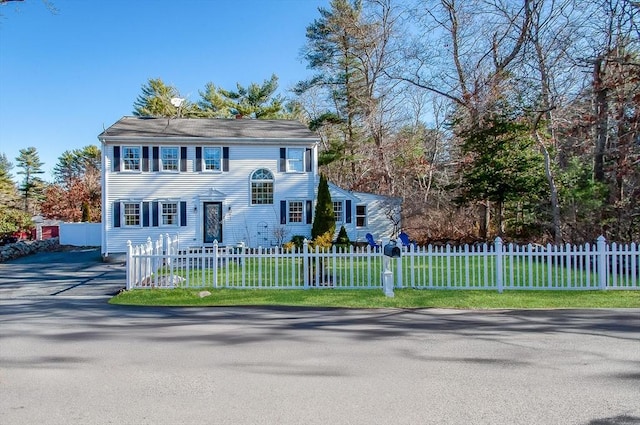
203;147;222;171
122;147;141;171
123;202;141;226
356;205;367;227
161;202;178;226
288;201;303;223
161;147;179;171
287;148;304;172
333;201;343;223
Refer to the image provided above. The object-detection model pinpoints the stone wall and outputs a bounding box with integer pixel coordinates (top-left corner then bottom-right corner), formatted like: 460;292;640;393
0;238;60;263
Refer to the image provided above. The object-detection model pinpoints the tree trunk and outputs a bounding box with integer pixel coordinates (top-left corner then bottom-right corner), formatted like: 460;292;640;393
541;143;562;244
479;200;491;240
593;58;608;182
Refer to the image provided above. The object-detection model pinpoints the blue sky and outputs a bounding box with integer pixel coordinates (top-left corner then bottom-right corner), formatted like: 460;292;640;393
0;0;328;181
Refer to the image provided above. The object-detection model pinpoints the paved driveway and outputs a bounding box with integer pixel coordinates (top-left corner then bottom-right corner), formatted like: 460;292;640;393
0;248;125;298
0;251;639;425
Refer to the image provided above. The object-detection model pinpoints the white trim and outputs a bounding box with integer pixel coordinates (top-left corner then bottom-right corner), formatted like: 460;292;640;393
122;201;143;228
285;147;305;173
159;146;180;172
202;146;223;172
159;200;180;227
121;145;142;172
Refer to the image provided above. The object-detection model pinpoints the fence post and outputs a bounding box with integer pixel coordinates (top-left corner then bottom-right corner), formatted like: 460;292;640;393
396;238;403;289
126;240;133;290
495;237;504;293
303;239;310;289
212;240;219;288
597;235;607;290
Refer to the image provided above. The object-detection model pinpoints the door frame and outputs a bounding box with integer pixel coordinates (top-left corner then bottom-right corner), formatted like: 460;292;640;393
202;201;223;244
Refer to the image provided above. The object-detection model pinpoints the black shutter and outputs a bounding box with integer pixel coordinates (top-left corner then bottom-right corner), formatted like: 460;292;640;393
180;147;187;172
305;148;312;172
152;201;159;227
223;147;229;171
279;148;286;172
180;201;187;227
142;202;150;227
142;147;149;172
152;147;159;171
113;146;120;172
113;202;121;228
195;147;202;172
306;200;313;224
280;200;287;225
345;200;352;224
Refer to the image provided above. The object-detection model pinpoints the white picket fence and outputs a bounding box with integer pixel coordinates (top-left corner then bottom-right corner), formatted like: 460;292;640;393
126;234;639;291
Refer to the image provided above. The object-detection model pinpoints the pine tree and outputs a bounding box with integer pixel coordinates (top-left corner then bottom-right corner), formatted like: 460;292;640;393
205;74;286;119
0;153;18;208
1;153;33;237
15;147;45;214
133;78;196;117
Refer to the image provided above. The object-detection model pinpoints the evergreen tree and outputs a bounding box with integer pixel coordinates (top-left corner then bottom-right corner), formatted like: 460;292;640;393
197;82;232;118
15;147;45;214
455;113;546;237
200;74;286;119
53;145;101;186
0;153;18;208
133;78;196;117
334;225;351;249
0;152;31;238
311;174;336;240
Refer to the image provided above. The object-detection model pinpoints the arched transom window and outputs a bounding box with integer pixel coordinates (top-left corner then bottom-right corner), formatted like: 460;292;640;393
251;169;274;205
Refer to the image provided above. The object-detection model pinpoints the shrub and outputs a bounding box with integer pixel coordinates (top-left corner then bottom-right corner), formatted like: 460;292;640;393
334;225;350;250
290;235;306;250
311;174;335;239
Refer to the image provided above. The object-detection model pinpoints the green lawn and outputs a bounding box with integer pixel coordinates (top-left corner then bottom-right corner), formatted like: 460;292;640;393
109;288;640;309
146;252;637;290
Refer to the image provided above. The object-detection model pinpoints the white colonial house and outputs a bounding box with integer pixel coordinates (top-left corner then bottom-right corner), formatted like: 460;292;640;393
99;117;401;258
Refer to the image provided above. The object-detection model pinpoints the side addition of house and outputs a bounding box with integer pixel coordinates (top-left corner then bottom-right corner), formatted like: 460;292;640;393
99;117;401;258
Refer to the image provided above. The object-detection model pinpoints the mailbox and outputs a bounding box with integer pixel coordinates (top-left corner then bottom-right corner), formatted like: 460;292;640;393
383;240;401;258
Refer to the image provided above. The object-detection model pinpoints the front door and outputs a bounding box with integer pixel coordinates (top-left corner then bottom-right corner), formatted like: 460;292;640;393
203;202;223;244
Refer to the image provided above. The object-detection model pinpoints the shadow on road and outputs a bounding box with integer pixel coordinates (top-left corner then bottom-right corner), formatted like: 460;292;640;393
1;296;638;346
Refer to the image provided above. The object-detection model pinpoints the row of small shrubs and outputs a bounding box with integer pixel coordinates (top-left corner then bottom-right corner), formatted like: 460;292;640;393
283;225;351;252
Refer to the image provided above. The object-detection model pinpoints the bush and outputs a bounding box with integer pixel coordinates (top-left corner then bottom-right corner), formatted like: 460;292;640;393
290;235;307;250
334;225;350;249
310;231;333;252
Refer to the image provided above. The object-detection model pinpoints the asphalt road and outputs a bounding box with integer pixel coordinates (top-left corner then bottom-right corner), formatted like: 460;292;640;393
0;250;639;425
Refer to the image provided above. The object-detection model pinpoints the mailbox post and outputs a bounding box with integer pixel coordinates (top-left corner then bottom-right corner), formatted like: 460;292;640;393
382;239;401;297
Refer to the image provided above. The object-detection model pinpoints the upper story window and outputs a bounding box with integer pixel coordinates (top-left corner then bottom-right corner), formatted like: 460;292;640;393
122;147;141;171
251;168;274;205
279;147;311;173
333;201;343;223
160;147;179;171
356;205;367;227
287;148;305;172
203;147;222;171
195;146;228;172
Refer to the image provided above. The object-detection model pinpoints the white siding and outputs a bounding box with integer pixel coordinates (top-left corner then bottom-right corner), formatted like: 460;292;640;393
103;143;317;255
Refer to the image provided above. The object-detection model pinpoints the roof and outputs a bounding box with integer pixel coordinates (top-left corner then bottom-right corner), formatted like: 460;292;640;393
98;116;319;141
